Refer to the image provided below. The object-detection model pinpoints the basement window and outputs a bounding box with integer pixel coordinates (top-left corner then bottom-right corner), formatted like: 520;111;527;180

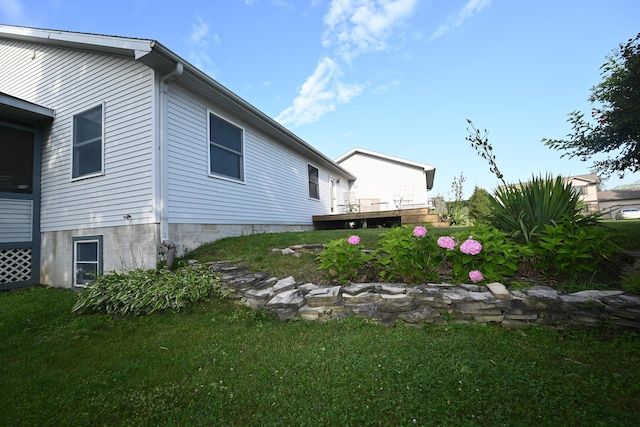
73;235;103;288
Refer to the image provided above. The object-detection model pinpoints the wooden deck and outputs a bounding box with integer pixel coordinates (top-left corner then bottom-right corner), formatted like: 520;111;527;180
312;207;449;229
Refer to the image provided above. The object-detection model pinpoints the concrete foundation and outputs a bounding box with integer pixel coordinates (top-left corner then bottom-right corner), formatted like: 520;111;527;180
40;222;315;288
40;224;159;288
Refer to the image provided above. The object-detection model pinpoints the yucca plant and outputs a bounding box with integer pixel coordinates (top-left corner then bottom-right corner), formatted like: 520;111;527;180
487;174;600;243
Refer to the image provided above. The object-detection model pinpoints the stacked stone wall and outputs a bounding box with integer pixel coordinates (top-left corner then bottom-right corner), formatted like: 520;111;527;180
209;261;640;330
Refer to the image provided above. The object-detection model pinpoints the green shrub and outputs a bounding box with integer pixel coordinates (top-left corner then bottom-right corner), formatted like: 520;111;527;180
443;225;533;283
316;235;373;283
374;226;443;284
531;218;619;280
72;265;224;316
468;186;492;224
488;174;598;243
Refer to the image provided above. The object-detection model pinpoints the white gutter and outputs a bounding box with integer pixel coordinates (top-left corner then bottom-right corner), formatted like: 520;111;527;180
158;63;183;241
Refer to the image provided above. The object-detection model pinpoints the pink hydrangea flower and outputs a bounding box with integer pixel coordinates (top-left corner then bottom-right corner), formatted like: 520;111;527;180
347;235;361;245
460;237;482;255
413;226;427;238
469;270;484;283
437;236;456;251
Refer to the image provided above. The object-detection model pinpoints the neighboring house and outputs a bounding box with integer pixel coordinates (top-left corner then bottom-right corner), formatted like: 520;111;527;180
565;174;600;214
335;148;436;213
0;25;354;290
597;189;640;219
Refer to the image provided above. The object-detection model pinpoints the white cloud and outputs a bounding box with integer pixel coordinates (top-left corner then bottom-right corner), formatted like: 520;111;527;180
429;0;491;41
276;57;363;125
187;16;220;73
277;0;416;126
323;0;418;61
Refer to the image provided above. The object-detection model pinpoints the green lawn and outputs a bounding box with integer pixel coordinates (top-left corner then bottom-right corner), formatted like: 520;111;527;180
2;222;640;426
2;286;640;426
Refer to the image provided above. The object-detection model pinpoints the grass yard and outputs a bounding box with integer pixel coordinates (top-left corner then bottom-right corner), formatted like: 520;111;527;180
1;286;640;426
2;221;640;426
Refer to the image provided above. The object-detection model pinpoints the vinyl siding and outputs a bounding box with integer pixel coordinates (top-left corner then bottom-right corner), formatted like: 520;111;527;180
165;86;336;225
0;39;156;232
0;198;32;243
340;154;428;209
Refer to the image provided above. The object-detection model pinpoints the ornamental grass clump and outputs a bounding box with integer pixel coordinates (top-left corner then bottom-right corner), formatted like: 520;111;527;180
72;265;224;316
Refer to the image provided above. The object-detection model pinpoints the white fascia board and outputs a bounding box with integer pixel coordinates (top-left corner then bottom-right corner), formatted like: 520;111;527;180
0;25;154;59
336;147;435;172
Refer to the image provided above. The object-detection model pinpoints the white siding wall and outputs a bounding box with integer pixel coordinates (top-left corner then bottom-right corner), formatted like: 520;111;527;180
0;39;156;231
165;86;340;226
339;154;427;209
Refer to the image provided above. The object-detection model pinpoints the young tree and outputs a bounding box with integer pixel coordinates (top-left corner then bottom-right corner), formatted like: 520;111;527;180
467;186;491;224
543;33;640;179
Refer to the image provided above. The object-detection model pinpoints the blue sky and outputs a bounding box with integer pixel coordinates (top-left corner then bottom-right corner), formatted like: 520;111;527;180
2;0;639;198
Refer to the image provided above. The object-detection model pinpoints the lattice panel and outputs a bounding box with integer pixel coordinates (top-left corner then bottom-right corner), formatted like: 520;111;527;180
0;248;32;284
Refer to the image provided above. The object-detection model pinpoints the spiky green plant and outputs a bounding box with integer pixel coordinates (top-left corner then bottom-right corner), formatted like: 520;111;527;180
487;174;601;243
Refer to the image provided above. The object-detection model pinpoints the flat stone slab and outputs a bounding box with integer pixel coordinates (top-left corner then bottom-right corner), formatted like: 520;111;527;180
526;288;560;299
342;283;376;295
297;306;329;321
243;287;274;300
569;290;624;300
298;283;322;293
342;292;381;304
486;282;510;299
376;284;407;295
266;289;305;310
559;294;589;304
306;286;342;307
602;294;640;308
399;308;433;323
273;276;297;293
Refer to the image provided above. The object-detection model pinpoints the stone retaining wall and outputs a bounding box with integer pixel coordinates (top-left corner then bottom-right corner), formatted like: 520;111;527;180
208;261;640;330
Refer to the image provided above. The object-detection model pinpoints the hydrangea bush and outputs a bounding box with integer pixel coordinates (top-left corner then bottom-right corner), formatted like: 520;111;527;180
316;235;372;284
317;221;615;286
375;225;443;284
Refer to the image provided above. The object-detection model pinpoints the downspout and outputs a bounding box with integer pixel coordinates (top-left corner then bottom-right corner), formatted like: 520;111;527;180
158;63;183;242
158;63;182;270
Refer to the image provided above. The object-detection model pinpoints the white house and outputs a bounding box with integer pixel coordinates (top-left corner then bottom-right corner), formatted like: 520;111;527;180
0;25;354;290
335;148;436;213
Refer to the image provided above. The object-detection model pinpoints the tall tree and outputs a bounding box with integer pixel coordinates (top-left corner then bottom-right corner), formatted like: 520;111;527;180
543;33;640;179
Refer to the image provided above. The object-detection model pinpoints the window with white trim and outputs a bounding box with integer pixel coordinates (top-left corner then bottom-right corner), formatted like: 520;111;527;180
209;113;244;181
73;235;103;288
72;104;104;178
308;164;319;200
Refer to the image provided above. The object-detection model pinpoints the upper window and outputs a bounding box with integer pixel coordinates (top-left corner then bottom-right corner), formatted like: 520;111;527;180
308;164;319;200
209;113;244;181
72;105;103;179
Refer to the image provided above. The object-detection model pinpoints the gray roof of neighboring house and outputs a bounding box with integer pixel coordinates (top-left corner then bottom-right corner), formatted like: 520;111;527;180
597;189;640;202
0;24;356;181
